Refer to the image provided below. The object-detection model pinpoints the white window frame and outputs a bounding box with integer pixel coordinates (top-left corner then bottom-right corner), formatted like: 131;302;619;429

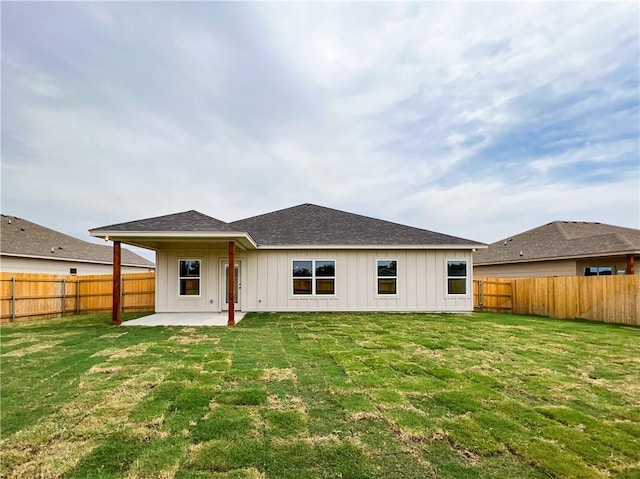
376;259;398;296
292;259;336;296
446;258;469;296
178;259;202;297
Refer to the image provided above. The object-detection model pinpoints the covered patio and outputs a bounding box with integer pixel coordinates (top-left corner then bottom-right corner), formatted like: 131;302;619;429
90;211;256;327
122;312;246;327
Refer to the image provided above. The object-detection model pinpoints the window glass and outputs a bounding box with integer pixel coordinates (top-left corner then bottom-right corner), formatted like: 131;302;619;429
377;260;397;295
293;279;312;295
180;279;200;296
225;265;239;303
378;260;397;277
316;278;335;295
378;278;397;295
316;260;335;277
448;278;466;295
179;260;200;296
584;266;613;276
447;260;467;295
293;261;313;277
447;261;467;277
293;260;335;295
180;260;200;278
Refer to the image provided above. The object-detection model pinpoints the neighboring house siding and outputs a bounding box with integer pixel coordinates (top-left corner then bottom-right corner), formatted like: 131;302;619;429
575;256;637;276
475;255;639;278
0;256;151;276
474;260;576;278
156;247;474;313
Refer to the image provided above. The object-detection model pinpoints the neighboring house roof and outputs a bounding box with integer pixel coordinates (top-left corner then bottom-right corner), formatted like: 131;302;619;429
475;221;640;265
91;203;484;248
1;214;155;267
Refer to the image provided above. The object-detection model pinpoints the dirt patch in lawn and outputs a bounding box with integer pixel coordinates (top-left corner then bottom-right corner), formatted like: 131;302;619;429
2;341;62;357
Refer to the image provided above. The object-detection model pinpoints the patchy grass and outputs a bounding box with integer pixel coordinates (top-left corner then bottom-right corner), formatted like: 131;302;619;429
1;311;639;478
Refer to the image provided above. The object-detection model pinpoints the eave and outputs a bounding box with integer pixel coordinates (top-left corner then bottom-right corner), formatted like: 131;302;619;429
255;243;488;250
89;230;259;251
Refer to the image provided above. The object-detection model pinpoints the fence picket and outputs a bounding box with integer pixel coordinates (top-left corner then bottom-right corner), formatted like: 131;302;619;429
475;275;639;325
0;272;155;323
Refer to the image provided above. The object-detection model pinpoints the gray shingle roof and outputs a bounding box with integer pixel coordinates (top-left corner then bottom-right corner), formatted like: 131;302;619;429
230;203;481;246
1;215;154;267
92;203;483;247
92;210;234;232
475;221;640;265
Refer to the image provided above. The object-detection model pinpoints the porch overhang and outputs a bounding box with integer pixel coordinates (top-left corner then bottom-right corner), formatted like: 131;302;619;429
89;230;258;251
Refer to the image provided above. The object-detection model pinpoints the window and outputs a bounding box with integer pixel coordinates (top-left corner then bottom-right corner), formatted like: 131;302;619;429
447;260;468;295
69;268;77;275
179;260;201;296
584;266;612;276
377;260;397;295
293;260;335;295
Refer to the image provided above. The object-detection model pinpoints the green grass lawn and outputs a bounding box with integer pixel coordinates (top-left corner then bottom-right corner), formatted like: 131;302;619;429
1;312;638;479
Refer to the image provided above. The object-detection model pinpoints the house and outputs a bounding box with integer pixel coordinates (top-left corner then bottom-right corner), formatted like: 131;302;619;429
90;203;485;322
1;214;154;275
474;221;640;278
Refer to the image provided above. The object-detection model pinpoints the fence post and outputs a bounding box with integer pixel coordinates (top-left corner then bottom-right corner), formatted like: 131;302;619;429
62;278;66;316
11;276;16;323
76;278;81;314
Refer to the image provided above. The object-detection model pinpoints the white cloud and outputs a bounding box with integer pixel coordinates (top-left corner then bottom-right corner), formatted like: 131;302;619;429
1;1;638;249
530;140;638;176
400;176;640;243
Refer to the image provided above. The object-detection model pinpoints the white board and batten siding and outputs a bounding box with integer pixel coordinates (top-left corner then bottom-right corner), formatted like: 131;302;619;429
155;246;474;313
244;249;473;312
155;246;232;312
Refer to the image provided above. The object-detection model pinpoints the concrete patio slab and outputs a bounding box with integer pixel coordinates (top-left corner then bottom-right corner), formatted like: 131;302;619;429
122;312;245;327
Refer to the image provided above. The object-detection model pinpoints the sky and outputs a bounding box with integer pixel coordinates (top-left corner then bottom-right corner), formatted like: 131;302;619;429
2;1;639;261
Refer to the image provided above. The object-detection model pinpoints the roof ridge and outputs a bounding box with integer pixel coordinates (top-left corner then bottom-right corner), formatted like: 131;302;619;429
611;232;635;249
553;221;571;240
230;203;309;224
556;220;638;246
234;203;437;234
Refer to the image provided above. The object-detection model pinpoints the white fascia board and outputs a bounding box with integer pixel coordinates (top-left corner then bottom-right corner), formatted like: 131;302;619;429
256;243;487;250
90;230;258;249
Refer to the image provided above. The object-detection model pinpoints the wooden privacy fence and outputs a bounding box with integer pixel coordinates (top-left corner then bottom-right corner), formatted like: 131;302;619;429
474;275;639;326
474;279;513;313
0;272;155;323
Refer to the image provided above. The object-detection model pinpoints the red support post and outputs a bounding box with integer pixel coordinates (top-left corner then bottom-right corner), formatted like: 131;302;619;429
228;241;235;326
626;255;635;275
112;240;122;325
